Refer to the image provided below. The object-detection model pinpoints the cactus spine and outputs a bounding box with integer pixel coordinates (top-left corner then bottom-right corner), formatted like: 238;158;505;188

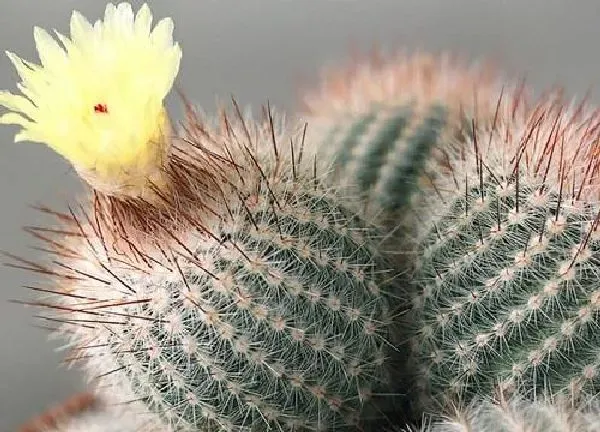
17;105;403;432
408;93;600;411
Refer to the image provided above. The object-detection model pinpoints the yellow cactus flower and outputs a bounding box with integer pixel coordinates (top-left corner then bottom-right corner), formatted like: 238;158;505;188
0;2;182;197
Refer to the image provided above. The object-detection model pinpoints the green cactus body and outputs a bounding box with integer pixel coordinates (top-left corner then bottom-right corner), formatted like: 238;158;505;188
21;109;401;432
314;103;448;222
118;189;393;431
407;95;600;411
413;177;600;402
298;53;526;425
300;52;525;235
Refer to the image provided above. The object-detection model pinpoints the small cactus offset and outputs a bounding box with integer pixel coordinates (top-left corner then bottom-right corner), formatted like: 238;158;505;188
300;51;525;230
397;394;600;432
407;92;600;411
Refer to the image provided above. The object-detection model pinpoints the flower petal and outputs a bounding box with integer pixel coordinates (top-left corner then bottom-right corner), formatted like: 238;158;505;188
0;112;33;127
14;129;42;143
70;10;94;46
1;2;182;194
150;17;174;49
156;45;182;98
134;3;153;37
53;30;74;53
33;27;66;70
0;91;36;115
103;3;117;32
115;2;134;36
5;51;33;81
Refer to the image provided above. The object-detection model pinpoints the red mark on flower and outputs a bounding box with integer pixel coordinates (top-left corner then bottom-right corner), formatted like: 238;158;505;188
94;103;108;114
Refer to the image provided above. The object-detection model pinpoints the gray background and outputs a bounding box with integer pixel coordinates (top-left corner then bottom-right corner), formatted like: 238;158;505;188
0;0;599;430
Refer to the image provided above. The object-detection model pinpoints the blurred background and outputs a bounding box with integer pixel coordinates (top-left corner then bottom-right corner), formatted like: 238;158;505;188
1;0;600;429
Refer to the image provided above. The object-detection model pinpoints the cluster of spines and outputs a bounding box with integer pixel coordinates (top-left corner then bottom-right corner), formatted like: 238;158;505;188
300;51;530;269
117;190;395;431
412;175;600;404
300;50;512;128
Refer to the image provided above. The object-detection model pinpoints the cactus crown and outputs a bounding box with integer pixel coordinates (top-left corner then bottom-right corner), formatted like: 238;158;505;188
301;50;508;123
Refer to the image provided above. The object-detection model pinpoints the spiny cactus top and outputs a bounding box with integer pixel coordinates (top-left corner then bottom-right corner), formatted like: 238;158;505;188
0;2;182;198
299;51;528;234
301;50;511;124
408;91;600;412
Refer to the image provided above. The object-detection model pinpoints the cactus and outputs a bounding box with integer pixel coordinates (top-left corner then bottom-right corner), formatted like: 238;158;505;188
0;3;408;431
406;92;600;411
396;395;600;432
7;2;595;430
21;105;402;431
299;51;527;232
298;49;600;415
309;101;448;223
8;102;404;431
296;51;531;425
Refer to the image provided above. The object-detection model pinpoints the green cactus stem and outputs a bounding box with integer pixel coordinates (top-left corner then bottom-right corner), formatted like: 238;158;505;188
315;102;448;222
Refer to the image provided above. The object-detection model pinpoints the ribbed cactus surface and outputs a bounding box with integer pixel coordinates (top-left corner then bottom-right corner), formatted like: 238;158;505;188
297;52;531;424
300;49;600;413
412;176;600;404
20;108;402;432
407;95;600;411
317;103;448;219
118;189;394;431
300;51;523;230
